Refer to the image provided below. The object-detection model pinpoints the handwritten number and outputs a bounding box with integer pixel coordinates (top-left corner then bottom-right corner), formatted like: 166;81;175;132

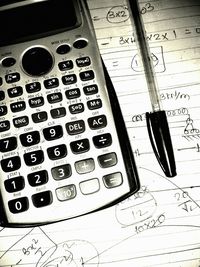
140;2;154;14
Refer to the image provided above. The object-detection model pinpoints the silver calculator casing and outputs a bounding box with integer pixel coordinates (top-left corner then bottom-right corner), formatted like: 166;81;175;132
0;0;140;227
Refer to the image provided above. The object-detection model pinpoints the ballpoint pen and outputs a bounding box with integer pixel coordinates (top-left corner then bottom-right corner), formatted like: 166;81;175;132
127;0;177;177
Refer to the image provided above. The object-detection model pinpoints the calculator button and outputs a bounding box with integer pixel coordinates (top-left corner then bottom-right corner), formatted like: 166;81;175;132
50;107;66;119
1;156;21;172
47;144;67;160
26;82;41;93
0;120;10;132
43;125;63;140
24;150;44;166
75;158;95;174
32;111;48;123
8;197;29;214
29;96;44;108
83;84;98;95
32;190;53;208
56;44;71;54
98;153;117;168
73;39;88;49
47;92;63;103
93;133;112;148
70;138;89;154
28;170;48;187
66;120;85;135
4;176;25;193
20;131;40;147
87;99;102;110
13;116;29;128
56;184;76;201
0;77;3;86
0;90;5;100
10;101;26;112
0;105;7;116
5;72;20;84
58;60;73;71
69;103;84;114
103;172;123;188
79;178;100;195
8;86;23;98
65;88;80;99
80;70;94;81
2;57;16;67
76;56;91;67
44;78;59;89
0;136;17;152
51;164;72;180
62;74;77;85
88;115;107;130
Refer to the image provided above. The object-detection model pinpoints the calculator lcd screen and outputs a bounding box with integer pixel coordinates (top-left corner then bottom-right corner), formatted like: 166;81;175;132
0;0;80;46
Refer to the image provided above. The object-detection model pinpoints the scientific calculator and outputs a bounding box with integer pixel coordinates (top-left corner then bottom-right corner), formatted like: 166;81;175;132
0;0;140;227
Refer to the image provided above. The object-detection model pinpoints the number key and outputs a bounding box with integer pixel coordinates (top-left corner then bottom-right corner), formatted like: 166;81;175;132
43;125;63;141
4;176;25;193
24;150;44;166
20;131;40;147
28;170;48;187
0;136;17;152
1;156;21;172
8;197;29;214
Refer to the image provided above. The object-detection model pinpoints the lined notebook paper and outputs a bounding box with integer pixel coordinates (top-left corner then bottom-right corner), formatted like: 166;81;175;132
1;0;200;266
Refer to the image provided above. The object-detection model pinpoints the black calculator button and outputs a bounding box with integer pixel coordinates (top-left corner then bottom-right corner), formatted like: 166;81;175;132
0;90;5;100
76;56;91;67
75;158;95;174
2;57;16;67
51;164;72;180
47;144;67;160
0;136;17;152
26;82;41;93
0;105;7;116
4;176;25;193
24;150;44;166
5;72;20;84
28;170;48;187
8;86;23;98
32;111;48;123
80;70;94;81
62;74;77;85
56;44;71;54
47;92;63;103
56;184;76;201
70;138;89;154
93;133;112;148
8;197;29;214
0;120;10;132
13;116;29;128
10;101;26;112
66;120;85;135
103;172;123;188
43;125;63;140
58;60;73;71
88;115;107;130
1;156;21;172
32;190;53;208
20;131;40;147
73;39;88;49
44;77;59;89
87;99;102;110
29;96;44;108
98;152;117;168
83;84;98;95
69;103;84;114
50;107;66;119
65;88;80;99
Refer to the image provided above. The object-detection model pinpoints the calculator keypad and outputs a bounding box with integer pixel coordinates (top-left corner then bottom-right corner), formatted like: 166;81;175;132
0;34;136;225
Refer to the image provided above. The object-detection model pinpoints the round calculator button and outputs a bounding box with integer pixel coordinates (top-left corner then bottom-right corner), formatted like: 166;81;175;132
2;57;16;67
22;47;54;76
73;39;88;49
56;44;71;54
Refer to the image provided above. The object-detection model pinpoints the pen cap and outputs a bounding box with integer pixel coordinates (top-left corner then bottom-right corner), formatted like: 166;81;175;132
146;110;176;177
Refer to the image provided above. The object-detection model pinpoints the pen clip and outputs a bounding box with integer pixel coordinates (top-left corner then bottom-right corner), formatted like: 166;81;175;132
146;110;176;177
